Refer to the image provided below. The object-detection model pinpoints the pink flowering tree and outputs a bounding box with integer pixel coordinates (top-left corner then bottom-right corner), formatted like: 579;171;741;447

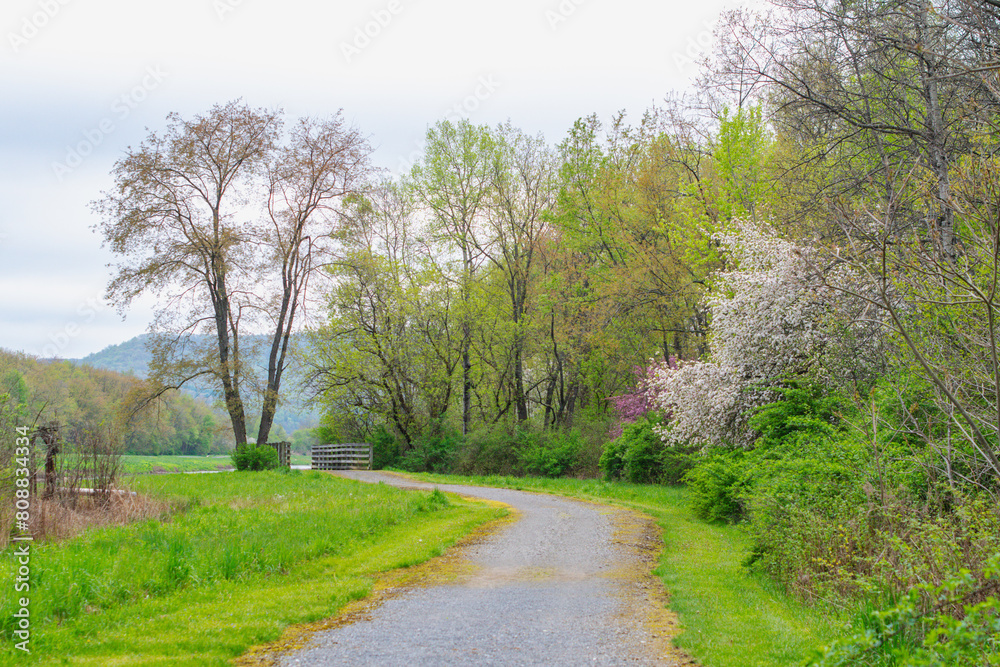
607;363;673;439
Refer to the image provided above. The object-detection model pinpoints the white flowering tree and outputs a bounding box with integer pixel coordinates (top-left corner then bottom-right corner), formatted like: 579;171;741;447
646;219;858;447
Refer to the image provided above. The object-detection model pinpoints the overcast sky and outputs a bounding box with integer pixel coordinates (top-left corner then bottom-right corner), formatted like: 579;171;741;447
0;0;744;359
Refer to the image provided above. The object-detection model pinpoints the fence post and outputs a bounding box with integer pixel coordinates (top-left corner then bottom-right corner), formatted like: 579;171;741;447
36;422;60;499
265;441;291;468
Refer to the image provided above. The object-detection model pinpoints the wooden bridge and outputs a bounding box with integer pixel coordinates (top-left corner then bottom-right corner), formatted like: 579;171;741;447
311;443;373;471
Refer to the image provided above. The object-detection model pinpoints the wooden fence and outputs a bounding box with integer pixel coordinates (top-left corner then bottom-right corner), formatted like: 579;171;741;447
311;443;372;471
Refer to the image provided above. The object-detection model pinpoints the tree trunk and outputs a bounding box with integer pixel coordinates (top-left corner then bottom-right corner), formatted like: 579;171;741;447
462;245;472;435
257;300;294;445
514;346;528;422
917;5;956;262
212;265;248;446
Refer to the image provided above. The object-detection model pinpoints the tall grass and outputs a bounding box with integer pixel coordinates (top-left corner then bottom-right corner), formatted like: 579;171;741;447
0;470;503;665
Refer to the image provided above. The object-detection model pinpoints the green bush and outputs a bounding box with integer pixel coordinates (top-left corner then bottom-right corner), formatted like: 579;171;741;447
726;383;862;582
748;382;845;450
600;415;696;485
724;379;1000;608
453;428;522;476
520;429;582;478
371;426;401;470
683;449;749;522
231;444;280;471
620;418;664;483
659;444;699;485
399;430;461;473
599;436;627;480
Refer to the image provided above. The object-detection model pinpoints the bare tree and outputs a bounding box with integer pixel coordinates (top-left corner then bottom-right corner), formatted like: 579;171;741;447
833;158;1000;486
94;101;372;446
256;116;372;444
709;0;1000;257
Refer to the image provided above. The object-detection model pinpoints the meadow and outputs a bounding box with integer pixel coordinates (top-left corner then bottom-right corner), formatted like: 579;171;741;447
0;470;503;665
118;454;312;475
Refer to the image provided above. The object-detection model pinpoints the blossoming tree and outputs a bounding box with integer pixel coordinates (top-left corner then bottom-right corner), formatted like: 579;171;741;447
646;219;862;447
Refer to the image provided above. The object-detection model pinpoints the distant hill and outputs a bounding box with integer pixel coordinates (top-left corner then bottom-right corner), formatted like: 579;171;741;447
79;334;154;377
74;333;321;435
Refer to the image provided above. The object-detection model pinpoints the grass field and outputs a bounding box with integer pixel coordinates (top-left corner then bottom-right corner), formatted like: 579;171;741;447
119;453;312;475
408;473;846;667
120;454;234;474
0;470;504;665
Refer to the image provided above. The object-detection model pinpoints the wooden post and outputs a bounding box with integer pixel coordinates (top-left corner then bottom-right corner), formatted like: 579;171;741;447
36;422;60;500
265;441;291;468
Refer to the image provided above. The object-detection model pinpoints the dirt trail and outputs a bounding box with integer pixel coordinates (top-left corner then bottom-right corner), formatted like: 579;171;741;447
270;471;692;666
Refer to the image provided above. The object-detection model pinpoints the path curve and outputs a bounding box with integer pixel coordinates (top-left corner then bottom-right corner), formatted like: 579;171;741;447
276;471;689;666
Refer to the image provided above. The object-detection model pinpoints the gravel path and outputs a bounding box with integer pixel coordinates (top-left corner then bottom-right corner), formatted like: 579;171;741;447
276;471;687;666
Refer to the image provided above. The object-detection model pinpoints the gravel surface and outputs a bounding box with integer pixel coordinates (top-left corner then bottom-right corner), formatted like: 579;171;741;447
276;471;685;666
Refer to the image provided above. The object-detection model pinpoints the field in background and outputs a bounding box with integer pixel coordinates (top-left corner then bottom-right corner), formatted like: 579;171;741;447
120;453;312;475
120;454;233;474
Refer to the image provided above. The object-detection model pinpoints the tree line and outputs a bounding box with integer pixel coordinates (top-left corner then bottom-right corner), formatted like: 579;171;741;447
0;350;232;456
92;100;736;454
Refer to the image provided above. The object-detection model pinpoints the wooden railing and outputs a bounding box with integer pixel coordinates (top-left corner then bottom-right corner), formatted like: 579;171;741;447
311;443;372;471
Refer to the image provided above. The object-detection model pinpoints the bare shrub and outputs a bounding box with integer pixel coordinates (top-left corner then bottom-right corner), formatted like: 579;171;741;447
0;416;169;548
57;420;124;509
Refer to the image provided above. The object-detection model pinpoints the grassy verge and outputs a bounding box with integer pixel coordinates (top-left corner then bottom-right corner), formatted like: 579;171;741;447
0;470;504;665
408;473;845;667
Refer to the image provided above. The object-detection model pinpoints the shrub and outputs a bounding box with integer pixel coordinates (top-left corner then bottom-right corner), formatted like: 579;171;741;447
600;415;693;484
231;445;280;471
659;444;699;486
728;384;863;586
620;417;663;483
683;449;749;522
601;415;651;482
453;428;521;476
730;381;1000;607
599;437;627;481
520;429;582;478
810;554;1000;666
398;430;461;473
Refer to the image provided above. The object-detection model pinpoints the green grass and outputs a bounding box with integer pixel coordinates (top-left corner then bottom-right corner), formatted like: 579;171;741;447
120;454;234;474
120;453;311;475
0;470;504;665
408;472;846;667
